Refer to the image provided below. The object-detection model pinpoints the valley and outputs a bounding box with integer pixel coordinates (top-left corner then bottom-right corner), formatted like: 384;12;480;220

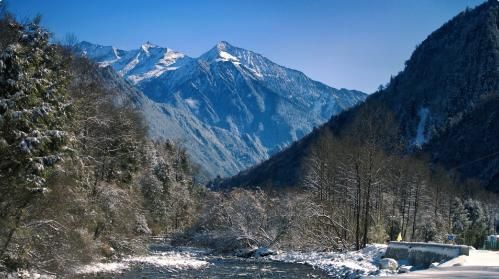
1;1;499;278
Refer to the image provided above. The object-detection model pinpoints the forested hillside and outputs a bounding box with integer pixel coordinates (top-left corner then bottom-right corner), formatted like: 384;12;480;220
213;0;499;252
221;0;499;191
0;11;202;275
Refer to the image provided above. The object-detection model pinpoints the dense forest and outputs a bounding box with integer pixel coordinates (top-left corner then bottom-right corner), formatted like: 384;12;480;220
0;10;201;275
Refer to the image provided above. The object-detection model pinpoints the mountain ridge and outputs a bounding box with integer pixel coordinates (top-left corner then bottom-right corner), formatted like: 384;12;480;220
77;40;367;179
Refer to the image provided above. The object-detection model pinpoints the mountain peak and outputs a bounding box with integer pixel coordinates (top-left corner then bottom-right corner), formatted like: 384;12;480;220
142;41;159;47
140;41;162;53
216;40;232;50
200;41;241;63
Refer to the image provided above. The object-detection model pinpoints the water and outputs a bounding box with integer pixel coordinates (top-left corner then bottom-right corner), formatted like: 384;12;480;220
107;258;328;278
77;245;330;279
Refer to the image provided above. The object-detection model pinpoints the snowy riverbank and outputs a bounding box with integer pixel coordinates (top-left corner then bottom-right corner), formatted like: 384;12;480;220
270;244;394;278
74;249;209;275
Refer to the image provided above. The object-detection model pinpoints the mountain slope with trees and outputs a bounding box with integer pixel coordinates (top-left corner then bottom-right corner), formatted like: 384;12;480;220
0;11;202;275
222;0;499;192
208;0;499;252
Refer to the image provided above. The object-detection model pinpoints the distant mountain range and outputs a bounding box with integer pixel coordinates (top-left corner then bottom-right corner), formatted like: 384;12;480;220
77;41;366;179
222;0;499;192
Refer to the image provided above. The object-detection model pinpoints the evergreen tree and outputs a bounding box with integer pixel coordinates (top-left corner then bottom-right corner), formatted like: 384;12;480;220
450;198;470;244
0;18;70;258
463;199;487;248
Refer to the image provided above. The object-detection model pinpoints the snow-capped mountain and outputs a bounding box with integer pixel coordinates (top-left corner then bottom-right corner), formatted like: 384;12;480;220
77;41;367;179
78;41;193;84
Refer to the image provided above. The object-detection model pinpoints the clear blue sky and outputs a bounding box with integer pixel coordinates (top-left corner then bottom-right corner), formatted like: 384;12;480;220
10;0;484;93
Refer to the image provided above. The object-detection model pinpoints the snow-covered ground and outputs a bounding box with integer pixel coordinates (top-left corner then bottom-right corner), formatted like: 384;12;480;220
389;250;499;278
388;266;499;278
0;270;56;279
439;249;499;267
74;250;209;275
270;244;394;278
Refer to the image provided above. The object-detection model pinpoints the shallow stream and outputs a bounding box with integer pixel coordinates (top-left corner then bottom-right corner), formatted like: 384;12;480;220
76;245;330;279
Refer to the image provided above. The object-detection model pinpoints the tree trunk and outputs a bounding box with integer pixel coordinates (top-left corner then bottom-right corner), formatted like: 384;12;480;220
355;163;362;250
0;199;30;258
411;182;420;241
362;181;371;248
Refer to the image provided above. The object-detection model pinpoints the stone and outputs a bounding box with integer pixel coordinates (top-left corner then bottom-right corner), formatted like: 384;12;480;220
235;246;277;258
235;247;257;258
398;265;412;273
430;262;440;268
379;258;398;270
254;247;277;257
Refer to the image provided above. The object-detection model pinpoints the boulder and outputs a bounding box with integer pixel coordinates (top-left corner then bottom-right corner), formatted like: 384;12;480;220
379;258;398;270
254;247;277;257
235;247;257;258
398;265;412;273
429;262;440;268
235;247;277;258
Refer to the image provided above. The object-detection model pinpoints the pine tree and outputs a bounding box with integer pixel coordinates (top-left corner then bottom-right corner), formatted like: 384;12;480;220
0;20;69;189
463;199;487;248
450;198;470;244
0;18;70;258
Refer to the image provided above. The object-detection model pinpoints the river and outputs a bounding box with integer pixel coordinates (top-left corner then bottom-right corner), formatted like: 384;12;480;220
76;245;330;279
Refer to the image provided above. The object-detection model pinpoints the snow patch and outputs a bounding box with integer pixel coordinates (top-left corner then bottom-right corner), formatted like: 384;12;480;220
247;66;263;78
76;262;129;274
125;252;209;270
98;59;120;68
75;251;209;275
120;54;140;76
185;98;200;110
412;107;430;147
270;244;390;278
217;51;240;64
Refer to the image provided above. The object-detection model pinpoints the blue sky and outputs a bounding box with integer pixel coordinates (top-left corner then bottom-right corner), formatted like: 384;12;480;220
10;0;484;93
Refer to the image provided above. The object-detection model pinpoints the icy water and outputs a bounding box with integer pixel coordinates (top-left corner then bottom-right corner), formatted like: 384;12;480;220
76;245;330;279
86;258;329;278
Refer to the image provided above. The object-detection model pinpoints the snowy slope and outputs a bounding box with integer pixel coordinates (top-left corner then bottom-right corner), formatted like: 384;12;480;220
78;41;366;179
